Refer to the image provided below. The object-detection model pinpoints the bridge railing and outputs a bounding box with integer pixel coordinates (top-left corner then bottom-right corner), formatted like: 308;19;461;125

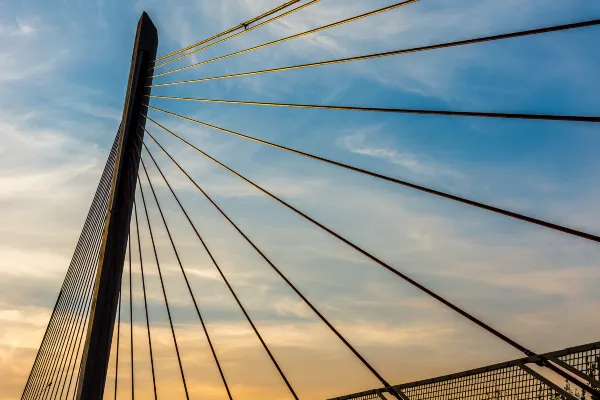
330;341;600;400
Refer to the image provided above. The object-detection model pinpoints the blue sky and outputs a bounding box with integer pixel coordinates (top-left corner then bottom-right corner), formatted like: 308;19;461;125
1;0;600;399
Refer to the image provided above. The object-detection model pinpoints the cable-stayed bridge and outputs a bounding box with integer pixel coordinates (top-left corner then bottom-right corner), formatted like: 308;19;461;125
16;2;600;399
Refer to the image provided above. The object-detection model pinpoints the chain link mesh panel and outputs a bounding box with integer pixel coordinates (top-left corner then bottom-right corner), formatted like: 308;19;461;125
559;347;600;388
399;365;558;400
330;342;600;400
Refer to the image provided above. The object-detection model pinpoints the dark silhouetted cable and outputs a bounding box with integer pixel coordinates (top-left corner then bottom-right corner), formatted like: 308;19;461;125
31;142;117;400
114;285;121;400
56;171;120;399
148;95;600;123
20;291;63;400
133;199;156;400
144;118;539;358
153;0;321;70
139;157;233;400
151;0;417;76
153;0;304;63
139;127;407;399
52;214;107;400
130;228;136;400
24;178;107;400
150;19;600;87
146;107;600;244
25;140;117;400
137;176;190;400
136;126;299;400
43;191;107;400
141;134;410;398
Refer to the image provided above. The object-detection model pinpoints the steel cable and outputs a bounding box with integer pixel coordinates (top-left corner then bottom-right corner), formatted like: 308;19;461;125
35;182;109;400
114;285;121;400
20;292;63;400
27;139;118;400
66;146;141;400
152;0;322;70
139;129;408;400
143;118;538;358
153;0;304;63
148;95;600;123
146;108;600;243
152;0;418;78
143;120;600;398
139;156;234;400
47;174;115;400
52;139;124;399
54;168;121;399
149;19;600;87
135;129;299;400
24;137;118;399
25;197;105;400
137;176;190;399
133;199;156;400
70;135;124;400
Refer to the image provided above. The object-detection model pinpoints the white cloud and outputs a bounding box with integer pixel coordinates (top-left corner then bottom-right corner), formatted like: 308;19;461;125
12;19;37;36
338;125;463;180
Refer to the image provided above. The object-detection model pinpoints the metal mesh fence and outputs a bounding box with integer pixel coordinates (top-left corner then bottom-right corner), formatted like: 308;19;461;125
559;346;600;387
400;365;558;400
330;341;600;400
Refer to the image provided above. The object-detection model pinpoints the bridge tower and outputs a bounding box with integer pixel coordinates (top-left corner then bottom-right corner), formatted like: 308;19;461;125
75;12;157;400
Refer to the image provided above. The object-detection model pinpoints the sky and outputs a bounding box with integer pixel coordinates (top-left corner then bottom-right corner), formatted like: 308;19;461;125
1;0;600;399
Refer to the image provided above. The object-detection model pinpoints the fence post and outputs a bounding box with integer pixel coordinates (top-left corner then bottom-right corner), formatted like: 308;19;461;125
76;12;157;399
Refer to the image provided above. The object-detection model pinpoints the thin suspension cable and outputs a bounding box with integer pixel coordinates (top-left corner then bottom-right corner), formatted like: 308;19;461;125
149;19;600;87
140;119;600;398
72;368;83;400
48;197;111;400
123;143;140;400
105;164;135;400
136;131;299;400
137;177;190;400
28;196;111;400
115;284;121;400
148;95;600;123
25;143;117;400
42;223;102;400
52;219;107;400
25;187;107;400
35;166;114;400
57;163;121;400
143;120;538;358
25;166;113;400
20;291;63;400
128;230;134;400
67;224;112;400
56;148;124;400
133;199;156;400
152;0;417;78
153;0;321;70
32;135;119;400
139;134;406;400
146;108;600;243
139;157;233;400
151;123;595;400
153;0;304;63
25;293;69;397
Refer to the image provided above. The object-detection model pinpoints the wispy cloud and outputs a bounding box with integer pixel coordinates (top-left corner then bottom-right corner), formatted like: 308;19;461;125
338;125;463;181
